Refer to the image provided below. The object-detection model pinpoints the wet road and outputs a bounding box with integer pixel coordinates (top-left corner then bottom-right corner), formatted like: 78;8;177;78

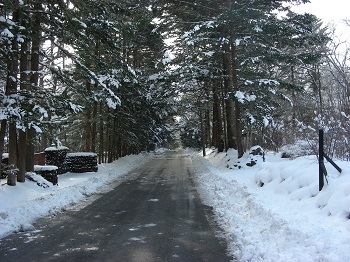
0;151;232;261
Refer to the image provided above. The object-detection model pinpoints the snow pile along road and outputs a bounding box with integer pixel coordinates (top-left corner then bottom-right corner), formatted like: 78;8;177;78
0;152;153;239
191;148;350;262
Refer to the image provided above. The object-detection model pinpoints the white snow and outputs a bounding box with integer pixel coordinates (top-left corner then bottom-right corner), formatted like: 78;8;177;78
106;97;118;109
254;25;263;32
44;146;69;152
235;91;246;103
235;91;257;103
68;102;83;113
1;28;14;38
66;152;97;157
190;148;350;262
148;73;159;81
204;51;215;57
0;152;152;239
71;18;88;28
34;165;58;171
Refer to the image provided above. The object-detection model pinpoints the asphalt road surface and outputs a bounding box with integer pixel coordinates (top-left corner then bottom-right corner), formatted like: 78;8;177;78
0;151;233;262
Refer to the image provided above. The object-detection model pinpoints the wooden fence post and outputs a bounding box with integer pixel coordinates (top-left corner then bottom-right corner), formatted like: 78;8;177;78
318;129;342;191
319;129;324;191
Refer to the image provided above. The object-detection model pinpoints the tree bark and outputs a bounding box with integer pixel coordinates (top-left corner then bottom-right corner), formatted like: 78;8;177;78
205;108;211;147
26;1;42;172
91;100;97;152
200;107;206;157
0;120;7;176
98;102;104;164
107;107;113;163
6;6;20;186
222;42;237;150
17;129;27;182
231;43;244;158
17;21;29;182
212;83;224;152
85;81;92;152
8;123;18;186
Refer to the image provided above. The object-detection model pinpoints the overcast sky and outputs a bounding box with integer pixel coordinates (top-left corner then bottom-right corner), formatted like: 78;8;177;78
292;0;350;39
293;0;349;23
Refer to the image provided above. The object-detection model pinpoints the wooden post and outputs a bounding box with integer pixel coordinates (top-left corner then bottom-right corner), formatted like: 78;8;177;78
319;129;324;191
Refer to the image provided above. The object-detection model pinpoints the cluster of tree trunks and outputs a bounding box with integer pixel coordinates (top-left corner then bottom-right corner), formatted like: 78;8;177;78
0;2;41;185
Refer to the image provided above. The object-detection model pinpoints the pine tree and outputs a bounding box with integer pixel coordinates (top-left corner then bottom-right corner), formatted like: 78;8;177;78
163;0;328;156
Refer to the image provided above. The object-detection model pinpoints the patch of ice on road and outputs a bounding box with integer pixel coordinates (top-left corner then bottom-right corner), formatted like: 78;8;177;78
85;247;99;251
115;210;127;215
129;236;146;243
129;223;157;231
148;199;159;202
144;223;157;227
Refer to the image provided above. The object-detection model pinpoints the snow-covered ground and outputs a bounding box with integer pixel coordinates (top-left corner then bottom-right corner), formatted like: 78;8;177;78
1;148;349;262
0;152;153;239
190;148;350;262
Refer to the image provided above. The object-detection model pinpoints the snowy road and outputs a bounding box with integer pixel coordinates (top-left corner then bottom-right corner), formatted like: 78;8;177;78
0;151;232;261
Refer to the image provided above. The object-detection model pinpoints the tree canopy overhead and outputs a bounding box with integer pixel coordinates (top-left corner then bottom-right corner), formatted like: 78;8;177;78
1;0;349;186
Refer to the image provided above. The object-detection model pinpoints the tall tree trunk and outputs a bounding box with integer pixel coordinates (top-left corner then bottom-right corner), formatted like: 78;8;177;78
98;102;104;164
231;43;244;158
221;88;228;151
39;38;55;152
26;2;42;172
212;83;224;152
6;7;20;186
17;129;26;181
222;42;237;150
17;24;29;182
205;108;211;147
200;107;206;157
0;120;7;176
107;108;113;163
112;116;117;161
91;44;99;153
204;85;211;148
8;123;18;186
91;100;97;152
290;66;298;137
85;81;91;152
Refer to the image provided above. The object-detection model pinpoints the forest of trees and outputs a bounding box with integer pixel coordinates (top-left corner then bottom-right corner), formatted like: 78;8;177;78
1;0;349;186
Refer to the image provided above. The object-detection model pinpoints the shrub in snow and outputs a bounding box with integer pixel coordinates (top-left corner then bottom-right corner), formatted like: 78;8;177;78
280;140;314;159
226;146;265;169
246;146;265;167
65;153;98;173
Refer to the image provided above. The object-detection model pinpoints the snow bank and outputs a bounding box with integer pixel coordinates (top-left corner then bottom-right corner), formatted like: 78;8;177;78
34;165;58;171
66;152;97;157
44;146;69;152
191;148;350;262
0;152;153;239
